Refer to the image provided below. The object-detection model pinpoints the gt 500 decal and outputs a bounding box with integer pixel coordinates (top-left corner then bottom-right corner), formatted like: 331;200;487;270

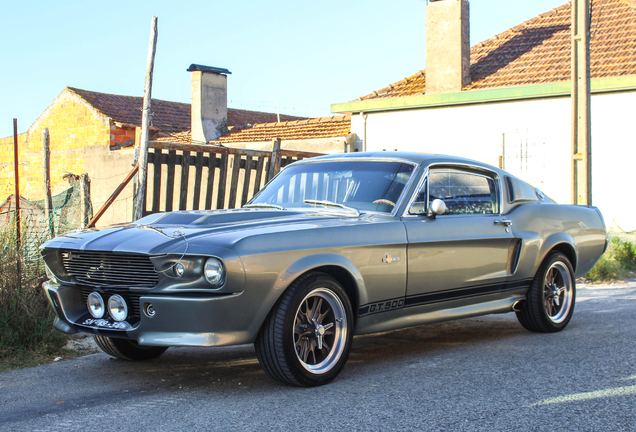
359;299;405;317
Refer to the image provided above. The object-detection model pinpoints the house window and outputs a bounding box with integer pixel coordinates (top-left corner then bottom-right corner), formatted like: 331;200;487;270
502;130;545;184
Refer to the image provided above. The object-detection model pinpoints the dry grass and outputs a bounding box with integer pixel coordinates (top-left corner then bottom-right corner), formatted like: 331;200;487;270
0;225;69;372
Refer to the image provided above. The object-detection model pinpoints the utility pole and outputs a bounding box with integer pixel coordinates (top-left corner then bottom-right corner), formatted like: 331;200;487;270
571;0;592;205
134;16;158;221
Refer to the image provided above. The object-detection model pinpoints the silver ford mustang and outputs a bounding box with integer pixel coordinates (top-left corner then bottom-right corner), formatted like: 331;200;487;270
41;152;607;386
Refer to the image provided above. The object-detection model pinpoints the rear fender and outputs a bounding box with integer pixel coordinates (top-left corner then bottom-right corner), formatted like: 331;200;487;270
538;232;578;273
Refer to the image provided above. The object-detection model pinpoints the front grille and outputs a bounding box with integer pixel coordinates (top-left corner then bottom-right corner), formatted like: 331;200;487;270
61;250;158;288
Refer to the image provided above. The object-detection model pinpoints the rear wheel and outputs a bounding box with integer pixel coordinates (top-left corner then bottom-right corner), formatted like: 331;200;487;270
255;272;354;387
516;252;575;333
94;335;168;361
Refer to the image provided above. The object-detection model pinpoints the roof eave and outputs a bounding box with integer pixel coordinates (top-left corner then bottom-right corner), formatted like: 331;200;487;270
331;75;636;114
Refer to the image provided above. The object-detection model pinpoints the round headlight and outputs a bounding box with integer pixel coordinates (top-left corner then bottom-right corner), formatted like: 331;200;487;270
107;294;128;322
203;258;225;286
87;292;105;318
174;262;185;277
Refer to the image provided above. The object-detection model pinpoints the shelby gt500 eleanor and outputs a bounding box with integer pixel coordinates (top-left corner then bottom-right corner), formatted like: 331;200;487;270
41;152;607;386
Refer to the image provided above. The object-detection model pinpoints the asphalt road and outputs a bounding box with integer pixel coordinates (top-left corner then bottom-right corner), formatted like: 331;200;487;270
1;282;635;432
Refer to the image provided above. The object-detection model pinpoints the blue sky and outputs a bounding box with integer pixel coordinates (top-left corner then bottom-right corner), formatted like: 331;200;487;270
1;0;569;138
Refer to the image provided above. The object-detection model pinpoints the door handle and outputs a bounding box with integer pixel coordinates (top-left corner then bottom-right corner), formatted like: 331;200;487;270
494;219;513;227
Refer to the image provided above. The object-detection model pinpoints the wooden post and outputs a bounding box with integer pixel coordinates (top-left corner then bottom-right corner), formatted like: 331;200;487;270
571;0;592;205
268;138;282;181
12;118;21;285
79;174;90;228
42;128;54;237
134;16;158;220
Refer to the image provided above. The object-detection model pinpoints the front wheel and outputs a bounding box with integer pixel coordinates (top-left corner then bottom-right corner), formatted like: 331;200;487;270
255;272;354;387
94;336;168;361
516;252;575;333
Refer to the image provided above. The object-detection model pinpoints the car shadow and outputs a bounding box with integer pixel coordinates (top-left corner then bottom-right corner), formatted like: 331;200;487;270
75;313;529;391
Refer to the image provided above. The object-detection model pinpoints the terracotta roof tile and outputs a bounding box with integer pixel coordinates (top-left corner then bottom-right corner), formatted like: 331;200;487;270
226;108;306;129
213;116;351;143
68;87;306;132
358;0;636;100
154;130;192;144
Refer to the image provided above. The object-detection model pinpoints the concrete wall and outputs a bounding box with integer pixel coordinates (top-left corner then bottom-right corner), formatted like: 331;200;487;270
84;145;136;227
351;90;636;233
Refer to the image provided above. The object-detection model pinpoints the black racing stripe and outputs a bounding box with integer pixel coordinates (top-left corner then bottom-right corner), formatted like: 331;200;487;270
404;278;533;308
357;278;533;317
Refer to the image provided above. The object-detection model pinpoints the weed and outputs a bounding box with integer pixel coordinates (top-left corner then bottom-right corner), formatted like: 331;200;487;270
585;237;636;282
0;223;68;371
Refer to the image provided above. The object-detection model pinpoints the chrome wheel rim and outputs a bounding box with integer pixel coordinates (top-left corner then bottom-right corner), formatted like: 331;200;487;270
293;288;347;375
543;261;573;324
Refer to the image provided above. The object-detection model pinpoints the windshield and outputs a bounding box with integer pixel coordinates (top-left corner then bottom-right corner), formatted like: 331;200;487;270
248;160;416;213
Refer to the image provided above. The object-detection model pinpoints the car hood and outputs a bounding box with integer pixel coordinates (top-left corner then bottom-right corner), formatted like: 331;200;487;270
40;208;370;255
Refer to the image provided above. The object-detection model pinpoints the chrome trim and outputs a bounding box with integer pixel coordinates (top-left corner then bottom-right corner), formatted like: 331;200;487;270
402;162;504;218
287;156;420;167
243;203;285;210
494;219;513;227
512;300;526;312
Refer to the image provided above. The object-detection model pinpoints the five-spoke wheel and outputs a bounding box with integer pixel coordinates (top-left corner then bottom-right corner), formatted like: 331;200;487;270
255;272;353;387
516;252;575;332
293;288;347;374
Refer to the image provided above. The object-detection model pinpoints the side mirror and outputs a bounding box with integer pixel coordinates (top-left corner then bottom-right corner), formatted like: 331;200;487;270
429;199;447;217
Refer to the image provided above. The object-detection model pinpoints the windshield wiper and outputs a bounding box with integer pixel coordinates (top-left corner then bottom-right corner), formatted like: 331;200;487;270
303;199;361;217
243;203;285;210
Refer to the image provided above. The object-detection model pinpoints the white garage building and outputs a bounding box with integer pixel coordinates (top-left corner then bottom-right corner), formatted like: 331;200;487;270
332;0;636;235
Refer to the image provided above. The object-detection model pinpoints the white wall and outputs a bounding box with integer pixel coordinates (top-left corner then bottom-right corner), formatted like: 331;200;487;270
352;91;636;233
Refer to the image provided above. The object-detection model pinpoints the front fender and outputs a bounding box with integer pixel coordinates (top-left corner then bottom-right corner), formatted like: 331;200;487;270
277;253;367;305
239;252;366;342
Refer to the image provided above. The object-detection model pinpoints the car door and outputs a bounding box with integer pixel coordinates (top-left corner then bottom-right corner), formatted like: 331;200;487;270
403;167;515;305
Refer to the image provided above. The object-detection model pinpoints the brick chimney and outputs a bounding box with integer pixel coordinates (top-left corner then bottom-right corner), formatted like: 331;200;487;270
425;0;470;94
188;64;232;143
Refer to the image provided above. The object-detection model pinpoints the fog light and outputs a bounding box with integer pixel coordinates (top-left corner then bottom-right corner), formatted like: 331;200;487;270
87;292;105;318
174;262;185;277
107;294;128;322
144;303;156;318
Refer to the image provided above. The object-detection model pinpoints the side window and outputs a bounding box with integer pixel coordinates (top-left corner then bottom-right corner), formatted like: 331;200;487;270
429;171;497;215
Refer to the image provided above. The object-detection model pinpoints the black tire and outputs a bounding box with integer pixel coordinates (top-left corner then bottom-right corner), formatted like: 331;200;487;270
516;252;576;333
255;272;354;387
94;335;168;361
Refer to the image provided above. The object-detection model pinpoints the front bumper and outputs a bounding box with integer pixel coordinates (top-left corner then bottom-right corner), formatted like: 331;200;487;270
43;280;255;347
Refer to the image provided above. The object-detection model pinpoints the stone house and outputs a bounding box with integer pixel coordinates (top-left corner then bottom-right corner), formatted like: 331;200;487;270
1;65;352;226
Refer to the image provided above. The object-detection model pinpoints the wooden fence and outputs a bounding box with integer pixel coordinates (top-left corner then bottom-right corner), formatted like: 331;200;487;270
87;139;323;227
141;139;323;216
